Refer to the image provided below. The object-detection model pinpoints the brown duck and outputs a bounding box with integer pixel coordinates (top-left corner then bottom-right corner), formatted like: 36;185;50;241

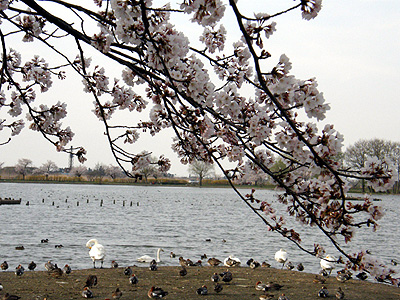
207;257;222;266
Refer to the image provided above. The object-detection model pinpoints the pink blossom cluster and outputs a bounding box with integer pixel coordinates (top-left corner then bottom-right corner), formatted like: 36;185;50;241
213;42;253;88
15;14;45;42
0;0;8;11
346;250;398;285
361;157;395;192
199;25;226;53
0;33;82;159
301;0;323;20
91;26;113;53
244;15;276;48
180;0;226;27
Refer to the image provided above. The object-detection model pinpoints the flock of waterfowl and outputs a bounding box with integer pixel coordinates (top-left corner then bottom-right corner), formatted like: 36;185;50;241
0;239;378;299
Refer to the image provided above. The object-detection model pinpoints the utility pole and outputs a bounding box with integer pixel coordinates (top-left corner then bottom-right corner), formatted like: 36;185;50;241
68;146;73;172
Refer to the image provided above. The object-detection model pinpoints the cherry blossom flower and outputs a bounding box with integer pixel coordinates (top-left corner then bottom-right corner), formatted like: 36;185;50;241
181;0;226;27
0;0;8;11
200;25;226;53
91;26;113;53
22;56;53;92
301;0;323;20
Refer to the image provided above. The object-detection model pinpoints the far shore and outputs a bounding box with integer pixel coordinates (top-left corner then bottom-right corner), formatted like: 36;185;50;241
0;178;385;196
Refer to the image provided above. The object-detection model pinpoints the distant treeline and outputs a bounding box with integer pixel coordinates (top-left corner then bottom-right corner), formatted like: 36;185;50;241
0;174;264;188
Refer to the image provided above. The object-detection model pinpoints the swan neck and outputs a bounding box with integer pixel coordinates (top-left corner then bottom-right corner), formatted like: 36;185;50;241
156;249;161;262
86;239;98;248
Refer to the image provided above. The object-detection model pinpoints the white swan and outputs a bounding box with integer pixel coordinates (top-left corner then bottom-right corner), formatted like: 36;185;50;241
320;254;336;275
137;248;164;263
274;249;288;269
223;255;241;267
86;239;106;268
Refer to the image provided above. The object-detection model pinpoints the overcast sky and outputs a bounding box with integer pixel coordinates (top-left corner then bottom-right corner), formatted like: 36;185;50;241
0;0;399;177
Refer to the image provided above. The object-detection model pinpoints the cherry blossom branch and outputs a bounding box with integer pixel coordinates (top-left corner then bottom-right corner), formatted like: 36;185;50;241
0;0;396;284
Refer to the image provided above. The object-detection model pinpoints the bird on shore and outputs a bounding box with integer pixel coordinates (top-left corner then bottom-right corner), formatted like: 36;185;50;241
50;264;63;278
179;266;187;276
220;269;233;283
278;293;290;300
185;257;200;266
224;255;241;267
15;264;24;271
286;261;294;270
196;285;208;295
201;254;207;260
356;271;368;280
186;258;195;266
211;272;219;282
44;260;55;272
112;287;122;299
111;260;119;268
82;287;93;298
2;293;21;300
214;283;223;293
261;261;271;268
250;260;261;269
137;248;164;263
246;258;254;266
318;286;329;298
63;264;72;274
207;257;222;266
85;275;98;288
265;282;283;291
320;255;336;275
129;274;138;285
124;266;132;276
313;275;326;284
28;261;36;271
296;263;304;271
336;269;352;282
1;261;8;271
86;239;106;268
148;286;168;298
275;249;288;269
0;282;2;291
193;260;202;267
319;269;328;277
15;265;24;277
336;287;345;299
149;259;158;271
179;257;189;267
255;281;267;291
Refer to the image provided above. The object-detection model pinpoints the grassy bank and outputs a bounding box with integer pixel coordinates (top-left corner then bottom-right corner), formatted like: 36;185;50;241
0;266;399;300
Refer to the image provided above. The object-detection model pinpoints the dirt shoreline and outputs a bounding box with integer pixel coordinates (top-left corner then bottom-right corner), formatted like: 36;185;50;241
1;266;400;300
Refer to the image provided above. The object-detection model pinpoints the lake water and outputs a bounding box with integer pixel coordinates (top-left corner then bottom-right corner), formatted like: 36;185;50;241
0;182;399;278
